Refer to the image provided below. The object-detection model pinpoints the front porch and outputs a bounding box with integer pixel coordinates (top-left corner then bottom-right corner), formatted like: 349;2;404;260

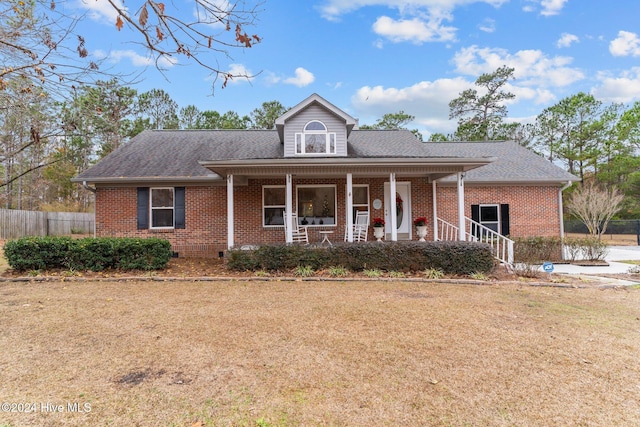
220;169;514;265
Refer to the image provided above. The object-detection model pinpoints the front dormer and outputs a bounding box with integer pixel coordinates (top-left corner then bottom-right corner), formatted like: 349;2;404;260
276;93;357;158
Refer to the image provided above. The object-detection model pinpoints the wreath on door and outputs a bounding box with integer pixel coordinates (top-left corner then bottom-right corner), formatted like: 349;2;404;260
396;194;403;229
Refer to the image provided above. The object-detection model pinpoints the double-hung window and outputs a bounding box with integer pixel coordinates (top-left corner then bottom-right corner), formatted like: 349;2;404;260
263;186;286;227
151;188;175;228
351;185;369;218
137;187;185;230
295;120;336;155
471;203;510;236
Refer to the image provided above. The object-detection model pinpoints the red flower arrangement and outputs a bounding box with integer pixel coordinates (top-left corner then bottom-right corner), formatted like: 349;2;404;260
372;217;385;227
413;217;427;226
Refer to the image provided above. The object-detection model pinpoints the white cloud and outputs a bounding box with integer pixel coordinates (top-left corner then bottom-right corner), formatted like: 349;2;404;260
556;33;579;48
609;31;640;57
317;0;508;21
452;45;584;88
352;77;471;134
269;68;315;87
540;0;568;16
223;64;254;84
284;67;315;87
592;68;640;103
522;0;567;16
478;18;496;33
317;0;507;44
93;49;176;68
79;0;123;22
372;15;456;44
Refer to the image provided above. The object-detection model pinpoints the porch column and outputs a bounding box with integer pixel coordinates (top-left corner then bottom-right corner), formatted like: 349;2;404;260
389;172;398;241
457;172;466;241
346;173;353;242
432;180;438;241
285;173;293;243
227;174;234;249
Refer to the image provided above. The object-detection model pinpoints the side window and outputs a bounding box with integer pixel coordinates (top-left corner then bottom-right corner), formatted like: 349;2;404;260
263;186;285;227
479;204;499;232
151;188;175;228
471;203;510;236
137;187;185;230
351;185;369;218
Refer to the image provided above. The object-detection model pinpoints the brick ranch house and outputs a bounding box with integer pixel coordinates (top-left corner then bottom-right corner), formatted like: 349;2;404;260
72;93;577;263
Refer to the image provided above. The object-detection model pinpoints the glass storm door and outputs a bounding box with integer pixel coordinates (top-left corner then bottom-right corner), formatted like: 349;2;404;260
384;182;411;238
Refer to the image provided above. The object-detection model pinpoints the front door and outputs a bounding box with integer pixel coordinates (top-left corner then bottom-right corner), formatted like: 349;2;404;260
384;182;411;240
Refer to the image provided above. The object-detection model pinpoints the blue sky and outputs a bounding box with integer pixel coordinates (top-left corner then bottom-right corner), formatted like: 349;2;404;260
74;0;640;136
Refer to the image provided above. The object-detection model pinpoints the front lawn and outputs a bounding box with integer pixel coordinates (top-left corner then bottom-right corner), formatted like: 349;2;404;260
0;280;638;426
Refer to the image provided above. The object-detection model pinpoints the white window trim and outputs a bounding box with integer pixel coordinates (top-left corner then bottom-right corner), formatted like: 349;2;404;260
297;184;337;227
263;185;286;228
294;120;337;155
150;187;175;229
479;203;500;231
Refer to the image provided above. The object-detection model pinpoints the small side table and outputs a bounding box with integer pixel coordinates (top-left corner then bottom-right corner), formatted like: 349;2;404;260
318;230;334;246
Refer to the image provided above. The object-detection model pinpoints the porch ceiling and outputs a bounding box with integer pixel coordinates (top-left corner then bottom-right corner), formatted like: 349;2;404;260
199;157;495;180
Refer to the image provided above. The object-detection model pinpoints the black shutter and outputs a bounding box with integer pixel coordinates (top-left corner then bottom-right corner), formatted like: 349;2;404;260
471;205;480;238
471;205;480;222
500;204;510;236
175;187;186;229
137;187;149;229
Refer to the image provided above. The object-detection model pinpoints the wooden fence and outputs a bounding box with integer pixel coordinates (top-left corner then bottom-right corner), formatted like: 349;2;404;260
0;209;94;239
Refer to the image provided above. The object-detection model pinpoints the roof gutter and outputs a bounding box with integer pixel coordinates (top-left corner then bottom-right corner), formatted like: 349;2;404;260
82;181;96;193
199;157;497;168
71;176;223;185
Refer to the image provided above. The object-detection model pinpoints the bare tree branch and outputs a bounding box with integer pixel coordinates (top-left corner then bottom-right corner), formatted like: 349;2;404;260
566;181;624;238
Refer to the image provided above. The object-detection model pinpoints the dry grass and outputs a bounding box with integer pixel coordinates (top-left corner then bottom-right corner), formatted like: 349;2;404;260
1;280;639;426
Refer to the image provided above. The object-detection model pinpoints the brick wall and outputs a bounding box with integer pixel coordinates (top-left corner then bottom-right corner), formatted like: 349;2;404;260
434;184;561;237
95;180;563;257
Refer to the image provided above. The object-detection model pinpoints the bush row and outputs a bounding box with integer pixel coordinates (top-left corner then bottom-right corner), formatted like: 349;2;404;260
513;236;609;263
227;241;496;275
3;236;173;271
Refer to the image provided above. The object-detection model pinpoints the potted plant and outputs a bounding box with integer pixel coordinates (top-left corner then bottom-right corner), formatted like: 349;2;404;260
413;216;428;241
372;217;385;241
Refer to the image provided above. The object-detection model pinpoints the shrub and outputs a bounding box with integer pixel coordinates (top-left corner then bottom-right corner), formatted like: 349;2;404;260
4;236;72;271
513;237;563;263
363;269;382;278
4;237;172;271
327;266;348;277
424;267;444;279
564;237;608;261
227;241;495;275
294;265;315;277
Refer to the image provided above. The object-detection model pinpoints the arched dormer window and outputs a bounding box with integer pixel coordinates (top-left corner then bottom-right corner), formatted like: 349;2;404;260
295;120;336;155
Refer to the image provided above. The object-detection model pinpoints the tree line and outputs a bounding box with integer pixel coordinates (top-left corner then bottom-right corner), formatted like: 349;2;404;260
434;66;640;218
0;77;291;211
1;67;638;219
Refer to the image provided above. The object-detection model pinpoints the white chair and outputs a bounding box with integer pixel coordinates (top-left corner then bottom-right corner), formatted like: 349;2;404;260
344;211;369;242
283;212;309;244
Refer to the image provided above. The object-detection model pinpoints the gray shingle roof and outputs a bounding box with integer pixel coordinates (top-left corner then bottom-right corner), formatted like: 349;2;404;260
73;129;577;184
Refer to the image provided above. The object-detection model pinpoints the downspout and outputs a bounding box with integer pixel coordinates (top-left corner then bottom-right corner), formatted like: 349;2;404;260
558;181;573;239
559;181;573;261
82;181;97;237
82;181;96;193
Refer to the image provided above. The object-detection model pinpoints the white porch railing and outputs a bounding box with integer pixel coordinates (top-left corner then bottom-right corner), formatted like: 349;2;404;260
436;217;514;265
